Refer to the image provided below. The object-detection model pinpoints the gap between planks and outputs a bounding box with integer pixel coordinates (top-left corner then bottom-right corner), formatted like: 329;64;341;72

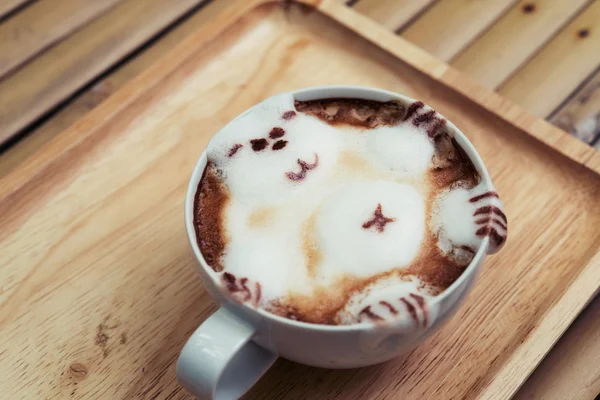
0;0;34;20
0;0;124;79
498;0;600;118
353;0;437;33
399;0;521;62
0;0;211;146
452;0;593;89
0;0;233;179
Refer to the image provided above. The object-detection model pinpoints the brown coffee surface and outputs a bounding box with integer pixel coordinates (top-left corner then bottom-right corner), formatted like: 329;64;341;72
294;98;405;128
194;98;481;325
194;165;228;272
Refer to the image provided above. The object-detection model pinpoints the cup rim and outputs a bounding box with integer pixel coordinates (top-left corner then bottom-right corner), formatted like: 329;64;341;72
184;85;491;332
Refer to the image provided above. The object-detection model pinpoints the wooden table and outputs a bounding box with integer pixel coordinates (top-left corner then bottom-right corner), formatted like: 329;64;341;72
0;0;598;398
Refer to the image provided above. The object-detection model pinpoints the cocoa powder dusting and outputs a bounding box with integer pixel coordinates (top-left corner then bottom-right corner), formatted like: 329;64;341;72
410;293;428;327
407;235;467;290
427;117;446;138
250;138;269;152
413;109;436;126
362;203;396;232
222;273;260;305
379;301;398;315
255;282;262;305
227;143;243;158
295;99;405;128
282;110;296;120
429;135;479;190
272;140;288;150
286;154;319;181
474;205;507;224
476;226;506;248
359;306;384;321
269;270;432;325
400;298;418;325
403;101;424;121
194;163;228;271
470;191;499;203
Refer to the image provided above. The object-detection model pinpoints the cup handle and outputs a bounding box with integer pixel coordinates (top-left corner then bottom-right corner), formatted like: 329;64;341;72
177;307;277;399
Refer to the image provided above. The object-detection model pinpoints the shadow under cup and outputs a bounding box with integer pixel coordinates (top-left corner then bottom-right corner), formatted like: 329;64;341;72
178;85;500;399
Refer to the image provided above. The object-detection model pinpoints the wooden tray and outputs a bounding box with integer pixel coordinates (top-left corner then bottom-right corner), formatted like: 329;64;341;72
1;1;599;398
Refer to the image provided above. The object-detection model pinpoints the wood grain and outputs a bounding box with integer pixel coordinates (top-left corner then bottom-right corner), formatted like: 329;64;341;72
329;0;597;171
498;0;600;118
452;0;592;89
0;0;208;146
478;253;600;399
0;0;32;19
550;67;600;144
0;0;123;78
353;0;436;32
1;1;599;399
0;0;232;179
400;0;519;61
513;293;600;400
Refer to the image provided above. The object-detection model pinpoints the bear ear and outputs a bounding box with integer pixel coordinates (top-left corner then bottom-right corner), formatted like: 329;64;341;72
468;187;507;254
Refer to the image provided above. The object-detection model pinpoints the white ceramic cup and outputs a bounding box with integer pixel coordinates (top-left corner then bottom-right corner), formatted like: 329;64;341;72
177;86;504;399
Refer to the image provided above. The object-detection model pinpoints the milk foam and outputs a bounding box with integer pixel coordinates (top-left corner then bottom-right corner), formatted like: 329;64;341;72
337;275;439;327
430;181;506;261
431;187;479;255
201;93;495;324
208;94;343;205
365;124;435;176
316;181;425;279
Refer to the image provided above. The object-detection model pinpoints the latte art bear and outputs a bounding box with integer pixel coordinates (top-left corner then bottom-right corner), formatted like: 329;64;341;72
193;94;507;326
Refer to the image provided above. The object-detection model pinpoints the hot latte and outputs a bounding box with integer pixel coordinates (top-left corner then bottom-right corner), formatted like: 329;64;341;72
193;93;507;326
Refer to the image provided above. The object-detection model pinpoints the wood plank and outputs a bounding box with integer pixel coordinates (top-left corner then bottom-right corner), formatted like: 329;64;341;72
550;67;600;144
452;0;592;89
0;0;123;78
352;0;436;32
513;294;600;400
0;0;208;146
0;84;116;178
0;0;232;179
498;0;600;117
400;0;519;61
0;0;32;19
